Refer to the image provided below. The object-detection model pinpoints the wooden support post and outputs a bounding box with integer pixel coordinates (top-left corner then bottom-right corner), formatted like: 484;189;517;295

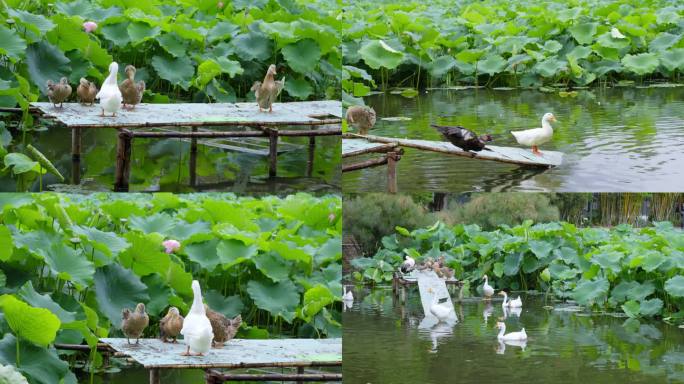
297;366;305;384
267;128;278;178
114;129;133;192
149;368;160;384
189;126;198;187
387;151;400;193
71;127;81;184
392;273;397;295
401;286;406;304
306;136;315;177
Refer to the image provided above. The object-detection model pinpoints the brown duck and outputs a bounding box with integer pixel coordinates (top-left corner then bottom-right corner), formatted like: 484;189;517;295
205;305;242;348
160;306;184;343
77;78;98;106
346;106;376;135
121;303;149;345
46;77;72;108
119;65;145;110
251;64;285;113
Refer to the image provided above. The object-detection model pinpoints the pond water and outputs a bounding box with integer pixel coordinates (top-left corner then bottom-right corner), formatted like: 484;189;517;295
77;367;203;383
343;288;684;384
343;87;684;192
1;125;340;193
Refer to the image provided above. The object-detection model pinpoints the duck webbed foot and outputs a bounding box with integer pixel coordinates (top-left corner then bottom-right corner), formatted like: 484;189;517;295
531;145;543;156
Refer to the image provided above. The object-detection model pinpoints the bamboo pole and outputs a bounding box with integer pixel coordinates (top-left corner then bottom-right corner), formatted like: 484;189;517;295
306;136;315;177
71;127;81;184
267;128;278;178
189;126;198;187
114;129;133;192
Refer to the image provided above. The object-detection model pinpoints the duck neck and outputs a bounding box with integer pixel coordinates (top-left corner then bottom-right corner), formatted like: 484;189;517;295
264;71;274;83
497;324;506;339
501;292;508;307
541;118;553;131
106;69;118;85
192;287;205;315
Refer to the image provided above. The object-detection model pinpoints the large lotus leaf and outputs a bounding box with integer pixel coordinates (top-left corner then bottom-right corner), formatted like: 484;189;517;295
0;25;26;61
254;251;291;282
204;289;244;318
17;281;76;323
101;22;131;46
639;298;663;317
208;21;240;43
215;57;244;78
72;225;130;258
128;212;176;235
535;58;567;77
165;261;192;297
284;77;313;100
596;32;630;49
503;252;523;276
184;239;220;270
621;300;640;318
8;9;54;38
0;334;71;384
430;55;457;78
622;53;660;75
572;278;609;305
270;241;313;267
151;54;194;90
660;48;684;71
93;264;149;323
543;40;563;54
665;275;684;298
529;240;554;259
0;226;12;262
641;250;666;272
100;200;145;220
315;237;342;266
456;48;485;64
548;263;579;280
25;41;70;94
246;279;299;322
127;22;160;45
282;39;321;74
567;46;593;60
611;280;655;302
592;250;624;273
45;242;94;289
359;40;404;70
231;31;273;62
591;60;623;77
479;54;507;76
0;295;60;346
45;14;89;53
141;274;172;317
119;232;170;277
302;285;335;321
202;200;259;230
649;32;681;52
569;22;598;45
2;153;40;175
216;239;258;269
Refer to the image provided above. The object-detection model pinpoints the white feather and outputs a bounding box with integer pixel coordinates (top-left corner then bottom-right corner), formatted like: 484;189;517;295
181;280;214;354
97;62;122;115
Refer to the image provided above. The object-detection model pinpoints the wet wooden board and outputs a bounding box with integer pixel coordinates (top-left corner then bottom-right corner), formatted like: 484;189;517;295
347;134;563;167
31;101;342;128
101;338;341;369
341;139;398;158
416;270;457;324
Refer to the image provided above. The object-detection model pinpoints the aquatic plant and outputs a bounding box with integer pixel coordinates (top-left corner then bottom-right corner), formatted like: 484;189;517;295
0;192;342;383
351;220;684;322
342;0;684;101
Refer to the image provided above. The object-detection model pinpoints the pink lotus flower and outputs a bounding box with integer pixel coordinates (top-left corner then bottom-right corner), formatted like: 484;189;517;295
217;2;224;9
163;239;181;254
328;213;336;222
83;21;97;33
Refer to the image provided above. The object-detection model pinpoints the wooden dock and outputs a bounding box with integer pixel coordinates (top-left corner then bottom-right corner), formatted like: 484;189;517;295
341;138;403;193
30;101;342;191
344;133;564;168
99;338;341;384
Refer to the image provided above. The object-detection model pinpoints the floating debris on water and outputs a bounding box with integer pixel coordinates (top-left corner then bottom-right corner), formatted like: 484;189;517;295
381;116;412;122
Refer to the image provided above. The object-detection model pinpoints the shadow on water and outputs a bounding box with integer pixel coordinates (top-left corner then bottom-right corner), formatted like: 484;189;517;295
343;288;684;384
343;87;684;192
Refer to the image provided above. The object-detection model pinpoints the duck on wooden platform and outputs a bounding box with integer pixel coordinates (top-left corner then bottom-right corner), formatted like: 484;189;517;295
180;280;214;356
511;113;557;156
77;78;97;106
96;62;123;117
119;65;145;110
205;305;242;348
47;78;72;108
431;124;493;152
400;254;415;274
160;307;184;343
122;303;149;345
251;64;285;113
346;106;376;135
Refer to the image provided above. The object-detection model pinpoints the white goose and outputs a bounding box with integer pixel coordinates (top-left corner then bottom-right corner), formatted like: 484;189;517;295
499;291;522;308
343;287;353;302
180;280;214;356
511;112;557;156
427;287;455;322
496;321;527;341
96;62;123;117
482;275;494;300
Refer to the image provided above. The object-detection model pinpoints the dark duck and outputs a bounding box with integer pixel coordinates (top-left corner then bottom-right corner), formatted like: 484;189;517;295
431;124;493;152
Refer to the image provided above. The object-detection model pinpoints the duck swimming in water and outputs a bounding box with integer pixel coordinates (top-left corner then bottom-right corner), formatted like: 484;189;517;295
431;124;493;152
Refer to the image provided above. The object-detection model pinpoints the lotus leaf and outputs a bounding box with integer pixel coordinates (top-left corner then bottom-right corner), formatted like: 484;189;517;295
93;264;149;323
0;295;60;347
246;279;299;322
572;278;609;305
0;334;70;384
359;40;404;70
665;275;684;298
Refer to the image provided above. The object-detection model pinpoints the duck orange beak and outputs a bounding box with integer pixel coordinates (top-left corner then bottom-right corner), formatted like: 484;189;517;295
550;115;557;122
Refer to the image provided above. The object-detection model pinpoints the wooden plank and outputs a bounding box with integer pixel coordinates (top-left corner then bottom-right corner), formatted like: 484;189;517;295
341;140;398;158
100;338;341;369
416;270;457;325
347;134;563;167
31;101;342;128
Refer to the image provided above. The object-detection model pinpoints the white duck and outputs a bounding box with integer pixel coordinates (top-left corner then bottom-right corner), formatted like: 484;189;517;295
427;287;455;322
511;112;557;156
496;321;527;341
482;274;494;300
180;280;214;356
96;62;123;117
343;287;353;302
499;291;522;308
